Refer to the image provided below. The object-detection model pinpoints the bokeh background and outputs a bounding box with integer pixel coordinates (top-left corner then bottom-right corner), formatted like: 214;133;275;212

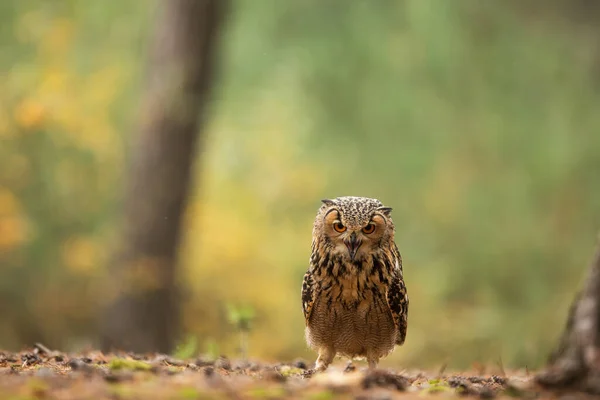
1;0;600;370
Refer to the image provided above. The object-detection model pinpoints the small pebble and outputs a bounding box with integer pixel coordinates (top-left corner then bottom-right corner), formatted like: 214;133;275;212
362;370;408;391
214;356;231;371
67;359;95;374
292;358;308;370
344;362;356;373
195;356;214;367
21;353;41;366
233;359;250;370
249;362;261;372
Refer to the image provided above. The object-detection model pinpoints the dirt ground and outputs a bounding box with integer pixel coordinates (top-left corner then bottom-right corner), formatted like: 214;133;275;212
0;345;594;399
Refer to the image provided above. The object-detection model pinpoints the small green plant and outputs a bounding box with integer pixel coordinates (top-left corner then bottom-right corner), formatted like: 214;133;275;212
278;365;304;377
108;358;152;371
173;334;199;360
226;303;256;360
421;379;452;394
203;338;220;360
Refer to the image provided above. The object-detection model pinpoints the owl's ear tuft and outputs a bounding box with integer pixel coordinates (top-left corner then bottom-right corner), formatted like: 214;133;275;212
377;206;393;216
321;199;336;207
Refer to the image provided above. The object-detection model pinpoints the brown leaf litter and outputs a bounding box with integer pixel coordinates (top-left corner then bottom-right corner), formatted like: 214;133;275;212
0;345;595;399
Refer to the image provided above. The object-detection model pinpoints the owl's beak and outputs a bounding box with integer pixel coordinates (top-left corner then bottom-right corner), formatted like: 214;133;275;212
344;231;361;261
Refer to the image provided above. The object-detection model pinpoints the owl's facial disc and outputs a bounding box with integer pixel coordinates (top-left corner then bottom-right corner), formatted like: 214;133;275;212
323;208;388;261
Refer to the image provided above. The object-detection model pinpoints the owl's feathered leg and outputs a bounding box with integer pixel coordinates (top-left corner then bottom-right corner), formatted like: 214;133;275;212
315;347;335;372
367;356;379;370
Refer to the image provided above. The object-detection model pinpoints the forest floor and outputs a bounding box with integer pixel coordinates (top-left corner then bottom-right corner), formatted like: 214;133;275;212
0;345;594;400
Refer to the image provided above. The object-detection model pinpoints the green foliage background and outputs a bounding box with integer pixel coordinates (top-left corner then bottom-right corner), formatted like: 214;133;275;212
1;0;599;369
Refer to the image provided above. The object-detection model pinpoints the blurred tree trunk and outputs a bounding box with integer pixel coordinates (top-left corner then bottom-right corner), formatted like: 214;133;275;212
100;0;227;353
537;236;600;394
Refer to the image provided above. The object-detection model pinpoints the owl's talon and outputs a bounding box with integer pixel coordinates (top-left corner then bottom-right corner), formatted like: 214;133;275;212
344;361;356;373
302;369;316;378
313;363;329;373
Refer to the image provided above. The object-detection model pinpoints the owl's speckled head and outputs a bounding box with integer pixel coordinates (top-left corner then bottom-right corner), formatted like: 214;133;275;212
313;196;395;261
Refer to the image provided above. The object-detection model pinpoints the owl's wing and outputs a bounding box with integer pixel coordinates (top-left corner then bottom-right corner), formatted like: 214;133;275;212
301;270;315;325
387;268;409;345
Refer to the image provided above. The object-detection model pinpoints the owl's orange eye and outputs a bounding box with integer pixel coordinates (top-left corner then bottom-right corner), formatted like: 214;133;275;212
362;223;376;234
333;221;346;233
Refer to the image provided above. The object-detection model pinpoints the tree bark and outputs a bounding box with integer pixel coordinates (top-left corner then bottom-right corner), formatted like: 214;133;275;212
100;0;227;353
536;236;600;394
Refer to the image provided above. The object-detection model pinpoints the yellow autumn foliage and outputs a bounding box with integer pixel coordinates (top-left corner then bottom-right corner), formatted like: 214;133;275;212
0;188;30;251
14;99;47;130
61;236;100;274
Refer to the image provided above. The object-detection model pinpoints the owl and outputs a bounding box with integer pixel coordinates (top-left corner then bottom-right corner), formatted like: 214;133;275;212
301;196;408;371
